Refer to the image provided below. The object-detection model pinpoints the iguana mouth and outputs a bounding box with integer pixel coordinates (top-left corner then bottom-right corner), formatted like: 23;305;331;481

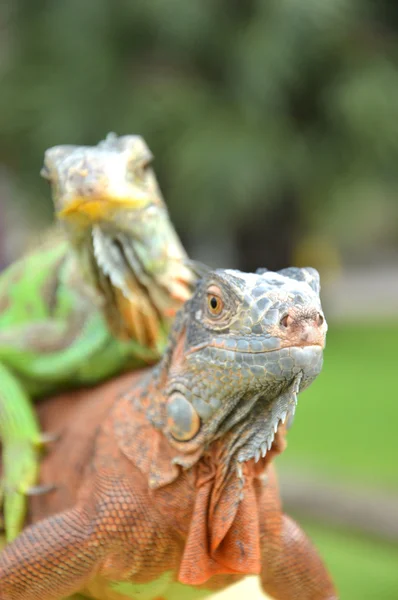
194;344;324;383
188;341;324;357
58;194;150;221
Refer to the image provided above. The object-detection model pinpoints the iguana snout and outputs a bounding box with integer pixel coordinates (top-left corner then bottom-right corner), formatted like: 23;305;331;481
275;305;326;349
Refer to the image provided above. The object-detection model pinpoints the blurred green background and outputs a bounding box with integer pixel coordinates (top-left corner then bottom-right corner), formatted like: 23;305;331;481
0;1;397;598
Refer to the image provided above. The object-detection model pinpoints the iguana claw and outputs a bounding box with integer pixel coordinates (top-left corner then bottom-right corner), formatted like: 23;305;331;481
0;449;55;541
33;431;60;448
25;483;56;496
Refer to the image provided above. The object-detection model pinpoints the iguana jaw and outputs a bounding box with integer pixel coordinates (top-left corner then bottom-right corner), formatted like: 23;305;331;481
235;371;303;465
168;344;323;471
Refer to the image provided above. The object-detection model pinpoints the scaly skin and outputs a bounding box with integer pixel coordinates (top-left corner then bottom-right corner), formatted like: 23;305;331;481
0;133;194;541
0;265;338;599
43;133;194;344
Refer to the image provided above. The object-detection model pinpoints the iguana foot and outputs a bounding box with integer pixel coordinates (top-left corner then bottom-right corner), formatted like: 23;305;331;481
1;439;40;541
1;435;58;540
0;363;46;540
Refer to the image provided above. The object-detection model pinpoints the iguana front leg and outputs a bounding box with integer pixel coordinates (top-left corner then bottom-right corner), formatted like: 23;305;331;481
0;314;108;542
0;507;97;600
0;363;42;542
259;468;338;600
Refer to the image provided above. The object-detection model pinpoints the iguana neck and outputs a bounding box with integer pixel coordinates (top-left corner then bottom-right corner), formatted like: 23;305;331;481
71;228;134;339
61;215;194;350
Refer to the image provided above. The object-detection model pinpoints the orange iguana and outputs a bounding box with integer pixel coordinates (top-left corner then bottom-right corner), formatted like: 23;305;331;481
0;265;337;600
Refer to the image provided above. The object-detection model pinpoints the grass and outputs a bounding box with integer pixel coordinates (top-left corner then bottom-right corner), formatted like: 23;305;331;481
303;521;398;600
276;323;398;598
278;322;398;490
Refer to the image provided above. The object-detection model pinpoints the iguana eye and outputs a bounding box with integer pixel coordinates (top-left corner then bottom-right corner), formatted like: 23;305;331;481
126;157;152;184
132;154;152;175
137;160;151;179
207;285;224;317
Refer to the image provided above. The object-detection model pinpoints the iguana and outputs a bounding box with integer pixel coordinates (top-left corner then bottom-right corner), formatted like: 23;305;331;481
0;133;194;541
0;264;338;599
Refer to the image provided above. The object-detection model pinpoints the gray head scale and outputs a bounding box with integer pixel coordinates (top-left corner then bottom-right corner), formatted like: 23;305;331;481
161;265;327;466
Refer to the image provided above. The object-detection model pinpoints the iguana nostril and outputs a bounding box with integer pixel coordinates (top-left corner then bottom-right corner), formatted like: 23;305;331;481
280;313;293;328
281;311;324;330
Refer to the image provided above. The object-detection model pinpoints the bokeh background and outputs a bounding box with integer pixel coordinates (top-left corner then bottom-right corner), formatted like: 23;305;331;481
1;1;398;598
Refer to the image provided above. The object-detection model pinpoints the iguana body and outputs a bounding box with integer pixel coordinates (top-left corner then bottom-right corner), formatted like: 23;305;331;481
0;134;194;541
0;265;337;599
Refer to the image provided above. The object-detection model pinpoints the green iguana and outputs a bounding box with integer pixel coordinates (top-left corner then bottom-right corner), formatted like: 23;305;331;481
0;264;337;599
0;133;194;541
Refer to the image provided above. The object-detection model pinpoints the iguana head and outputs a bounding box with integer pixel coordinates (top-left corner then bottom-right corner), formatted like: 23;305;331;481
156;265;326;469
41;134;194;347
42;133;162;224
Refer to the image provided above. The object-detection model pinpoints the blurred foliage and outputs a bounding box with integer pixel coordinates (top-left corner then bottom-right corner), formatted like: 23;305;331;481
1;0;398;267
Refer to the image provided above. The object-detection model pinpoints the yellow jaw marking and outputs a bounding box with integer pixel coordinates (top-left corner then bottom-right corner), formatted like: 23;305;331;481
58;195;150;221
